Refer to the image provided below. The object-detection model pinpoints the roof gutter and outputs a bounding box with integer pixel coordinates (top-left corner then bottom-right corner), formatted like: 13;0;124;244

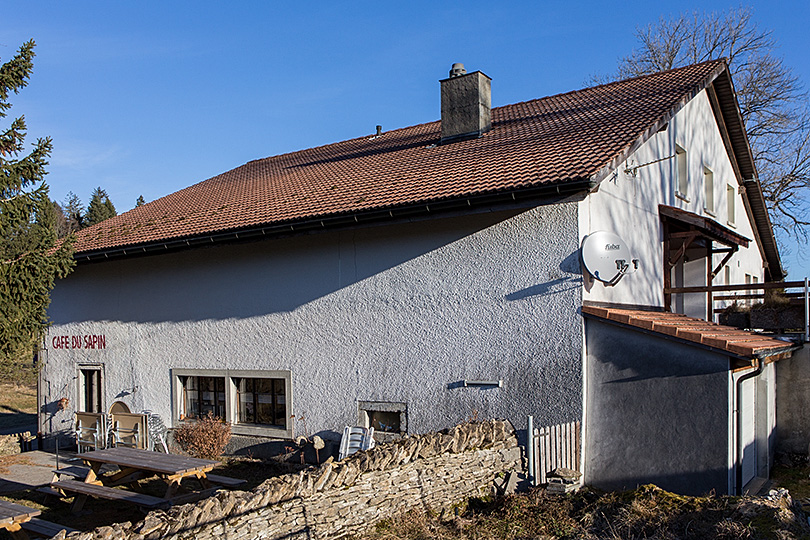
75;179;597;263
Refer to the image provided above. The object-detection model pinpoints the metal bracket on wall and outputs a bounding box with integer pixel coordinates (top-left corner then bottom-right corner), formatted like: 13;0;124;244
463;380;503;387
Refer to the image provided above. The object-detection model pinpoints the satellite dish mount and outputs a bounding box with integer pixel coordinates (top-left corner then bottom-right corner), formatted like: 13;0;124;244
581;231;639;286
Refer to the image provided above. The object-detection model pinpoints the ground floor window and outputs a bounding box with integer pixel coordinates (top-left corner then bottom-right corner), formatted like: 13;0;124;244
172;369;292;437
78;365;103;413
234;377;286;428
180;375;226;419
358;401;407;441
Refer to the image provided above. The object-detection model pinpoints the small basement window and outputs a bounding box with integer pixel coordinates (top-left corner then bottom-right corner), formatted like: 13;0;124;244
359;401;407;441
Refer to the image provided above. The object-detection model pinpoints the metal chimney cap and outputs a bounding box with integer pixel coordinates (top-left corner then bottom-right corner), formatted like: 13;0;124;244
449;63;467;78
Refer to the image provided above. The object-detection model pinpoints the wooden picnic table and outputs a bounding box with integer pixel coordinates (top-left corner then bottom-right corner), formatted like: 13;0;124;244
51;447;220;511
0;499;40;540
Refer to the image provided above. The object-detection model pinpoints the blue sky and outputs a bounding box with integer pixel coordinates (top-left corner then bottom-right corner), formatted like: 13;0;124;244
2;1;808;278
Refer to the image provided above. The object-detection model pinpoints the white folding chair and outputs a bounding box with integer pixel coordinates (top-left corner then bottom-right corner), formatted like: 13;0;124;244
339;426;375;460
75;412;106;452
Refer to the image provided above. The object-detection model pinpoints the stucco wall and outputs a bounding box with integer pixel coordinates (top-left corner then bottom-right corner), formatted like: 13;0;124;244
775;346;810;454
579;89;765;311
43;203;583;441
584;318;731;495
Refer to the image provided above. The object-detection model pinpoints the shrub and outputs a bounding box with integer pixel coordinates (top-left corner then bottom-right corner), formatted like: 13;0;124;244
173;412;231;459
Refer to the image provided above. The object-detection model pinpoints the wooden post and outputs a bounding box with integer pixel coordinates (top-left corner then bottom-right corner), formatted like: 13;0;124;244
663;220;671;311
707;244;714;322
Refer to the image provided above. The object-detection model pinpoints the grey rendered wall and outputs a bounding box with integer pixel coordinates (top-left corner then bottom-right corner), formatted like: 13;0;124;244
43;203;583;442
585;319;731;495
776;346;810;454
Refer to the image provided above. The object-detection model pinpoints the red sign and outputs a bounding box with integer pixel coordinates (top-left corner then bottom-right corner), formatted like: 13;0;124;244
51;335;107;350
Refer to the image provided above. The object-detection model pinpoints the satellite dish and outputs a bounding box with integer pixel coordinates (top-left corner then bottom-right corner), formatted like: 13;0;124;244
581;231;638;285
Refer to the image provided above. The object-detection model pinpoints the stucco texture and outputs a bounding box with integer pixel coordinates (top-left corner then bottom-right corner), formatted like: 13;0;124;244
44;203;583;441
585;319;731;495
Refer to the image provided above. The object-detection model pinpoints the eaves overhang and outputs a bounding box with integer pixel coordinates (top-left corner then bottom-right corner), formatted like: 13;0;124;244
74;178;597;263
582;305;801;365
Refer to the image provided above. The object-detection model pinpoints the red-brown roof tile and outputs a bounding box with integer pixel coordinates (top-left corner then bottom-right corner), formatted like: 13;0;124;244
582;305;796;361
73;60;728;255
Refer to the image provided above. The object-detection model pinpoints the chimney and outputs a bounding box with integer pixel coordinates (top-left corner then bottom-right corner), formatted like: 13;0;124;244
440;63;491;143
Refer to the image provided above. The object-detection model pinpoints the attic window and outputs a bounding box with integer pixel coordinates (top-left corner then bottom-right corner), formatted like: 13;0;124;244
675;145;688;200
703;167;714;214
727;184;736;226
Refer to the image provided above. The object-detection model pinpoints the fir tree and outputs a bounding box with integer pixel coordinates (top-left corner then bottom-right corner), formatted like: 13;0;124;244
0;40;74;374
62;191;84;233
84;187;117;227
135;195;145;207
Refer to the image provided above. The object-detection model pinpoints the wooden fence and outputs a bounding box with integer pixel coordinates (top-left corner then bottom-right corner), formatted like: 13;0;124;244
530;420;581;485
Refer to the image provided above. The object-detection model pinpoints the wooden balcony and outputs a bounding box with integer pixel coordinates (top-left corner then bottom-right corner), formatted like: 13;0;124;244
665;279;809;341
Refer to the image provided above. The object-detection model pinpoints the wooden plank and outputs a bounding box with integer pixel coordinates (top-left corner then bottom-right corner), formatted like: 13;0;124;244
667;280;807;294
205;474;247;487
21;517;77;537
52;466;91;479
0;500;40;521
51;480;166;508
81;447;217;476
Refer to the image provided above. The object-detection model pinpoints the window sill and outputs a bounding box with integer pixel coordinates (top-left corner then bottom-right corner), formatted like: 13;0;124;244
232;424;292;439
704;208;716;217
172;419;292;439
675;191;690;202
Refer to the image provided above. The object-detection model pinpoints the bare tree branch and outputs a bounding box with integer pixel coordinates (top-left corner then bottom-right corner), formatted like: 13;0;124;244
600;6;810;242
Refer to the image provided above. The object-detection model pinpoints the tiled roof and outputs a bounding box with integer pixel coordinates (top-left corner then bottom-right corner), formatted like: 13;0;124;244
582;305;797;361
73;60;728;256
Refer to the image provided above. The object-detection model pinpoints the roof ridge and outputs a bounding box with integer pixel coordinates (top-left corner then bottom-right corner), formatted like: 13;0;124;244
231;60;730;171
71;58;743;257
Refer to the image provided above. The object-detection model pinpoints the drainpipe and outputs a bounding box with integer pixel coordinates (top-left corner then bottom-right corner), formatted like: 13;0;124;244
735;358;762;495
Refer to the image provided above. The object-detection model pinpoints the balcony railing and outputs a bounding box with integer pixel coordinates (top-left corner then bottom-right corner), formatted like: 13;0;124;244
665;278;809;342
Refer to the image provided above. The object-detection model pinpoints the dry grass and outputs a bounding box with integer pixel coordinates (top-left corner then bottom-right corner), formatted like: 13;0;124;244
0;382;37;433
360;484;810;540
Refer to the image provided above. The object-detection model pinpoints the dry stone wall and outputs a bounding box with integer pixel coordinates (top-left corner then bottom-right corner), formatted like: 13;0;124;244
55;420;520;540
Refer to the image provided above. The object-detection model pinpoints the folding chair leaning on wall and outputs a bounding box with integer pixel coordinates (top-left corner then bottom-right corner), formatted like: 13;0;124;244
75;412;107;453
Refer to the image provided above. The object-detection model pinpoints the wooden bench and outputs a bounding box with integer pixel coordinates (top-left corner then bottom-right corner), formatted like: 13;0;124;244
51;479;167;511
205;474;247;488
20;518;77;538
52;466;91;480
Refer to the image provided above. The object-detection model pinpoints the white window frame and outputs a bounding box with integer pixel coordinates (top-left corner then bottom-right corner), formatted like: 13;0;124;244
675;145;689;200
77;364;104;414
703;166;715;215
727;184;736;226
172;368;293;438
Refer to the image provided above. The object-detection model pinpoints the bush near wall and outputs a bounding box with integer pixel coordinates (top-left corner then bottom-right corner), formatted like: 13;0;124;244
54;420;520;540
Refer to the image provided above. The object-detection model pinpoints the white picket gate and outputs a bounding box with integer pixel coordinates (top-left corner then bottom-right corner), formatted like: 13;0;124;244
528;420;581;485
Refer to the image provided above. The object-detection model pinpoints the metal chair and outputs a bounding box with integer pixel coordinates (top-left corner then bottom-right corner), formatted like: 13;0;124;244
75;412;106;452
338;426;375;460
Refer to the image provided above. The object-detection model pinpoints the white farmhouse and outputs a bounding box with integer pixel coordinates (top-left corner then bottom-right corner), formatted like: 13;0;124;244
42;60;799;496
